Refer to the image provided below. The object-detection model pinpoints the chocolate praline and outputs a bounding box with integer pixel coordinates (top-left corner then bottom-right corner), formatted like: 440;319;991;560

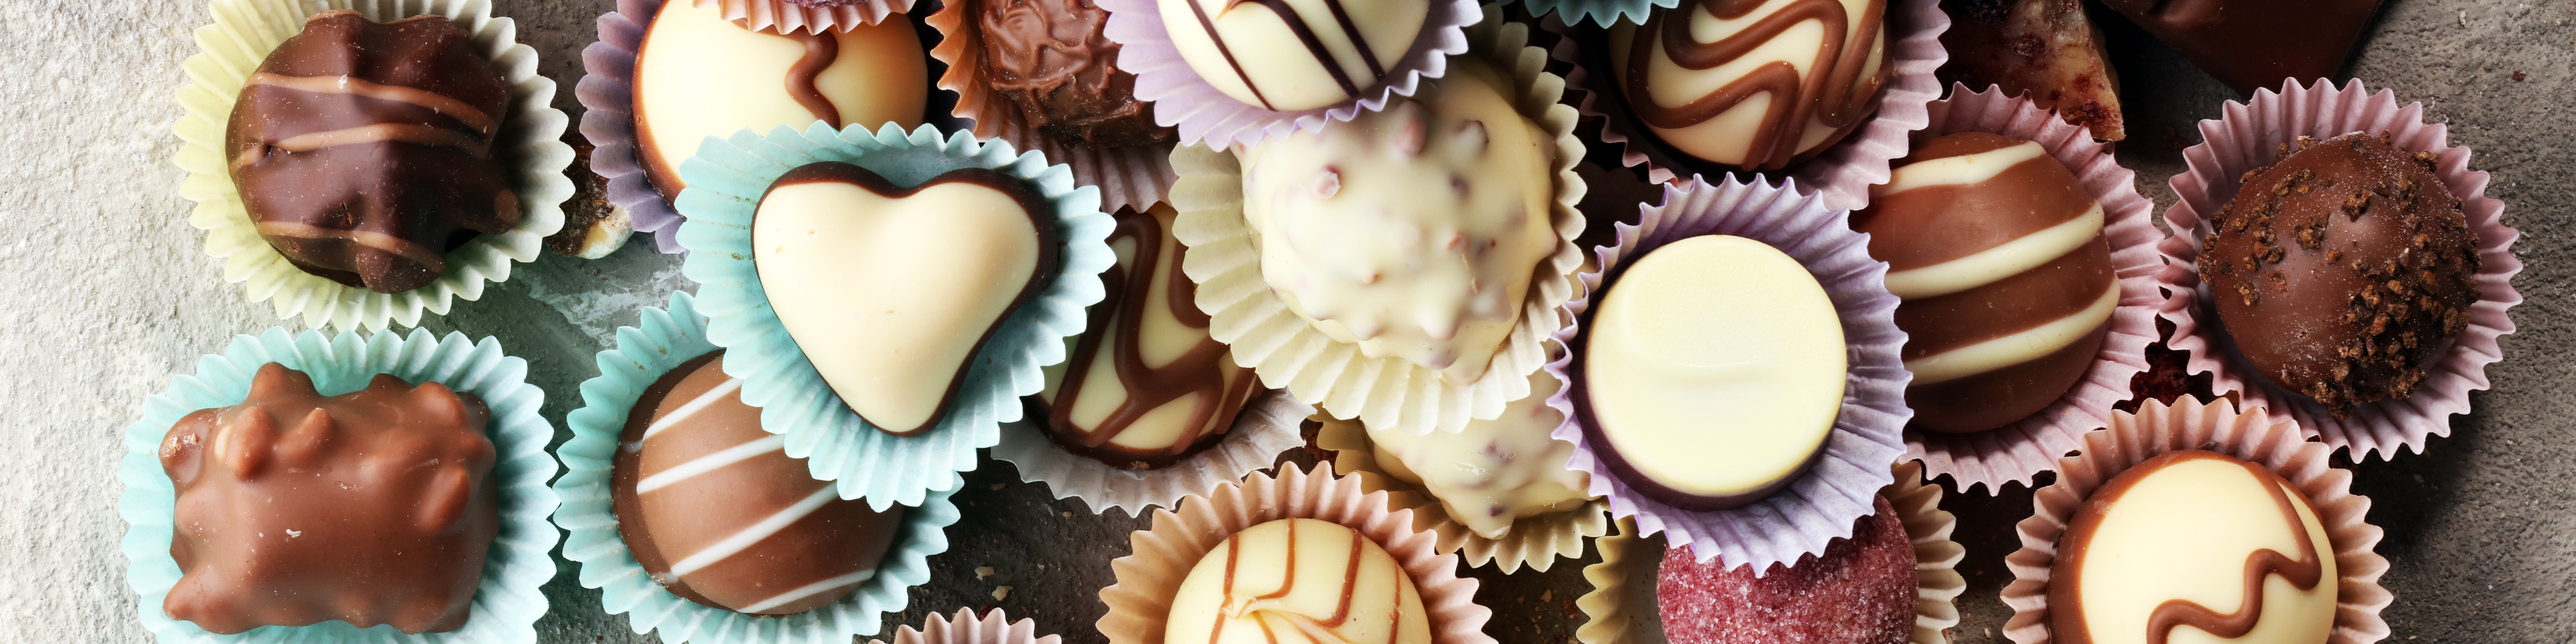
2049;450;2338;644
1656;495;1915;644
975;0;1175;148
1607;0;1891;171
1030;205;1255;470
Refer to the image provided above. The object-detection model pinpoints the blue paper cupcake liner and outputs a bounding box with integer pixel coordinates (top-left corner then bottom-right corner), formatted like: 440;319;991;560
551;291;963;644
675;121;1114;508
1516;0;1676;27
117;328;561;643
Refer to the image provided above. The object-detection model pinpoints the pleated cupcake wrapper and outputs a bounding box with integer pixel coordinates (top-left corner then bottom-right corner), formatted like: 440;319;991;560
675;122;1116;508
1093;0;1479;148
1312;414;1613;574
547;291;961;644
1167;8;1590;435
1896;85;2163;494
1573;460;1966;644
1545;0;1947;212
117;328;561;643
1095;464;1495;644
2151;78;2522;462
174;0;574;331
989;388;1309;517
1997;396;2393;644
924;0;1179;213
871;608;1061;644
713;0;914;34
1514;0;1678;28
1542;174;1910;573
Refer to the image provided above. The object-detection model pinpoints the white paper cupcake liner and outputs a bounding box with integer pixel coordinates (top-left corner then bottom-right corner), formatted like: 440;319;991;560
715;0;915;34
1093;0;1479;148
1312;413;1613;574
2151;78;2522;461
924;0;1179;213
117;328;561;643
871;608;1061;644
990;388;1307;517
1515;0;1678;28
174;0;574;331
675;122;1116;508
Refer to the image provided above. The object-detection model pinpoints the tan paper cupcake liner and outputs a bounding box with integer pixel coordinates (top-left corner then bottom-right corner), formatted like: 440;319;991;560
872;608;1061;644
174;0;574;331
924;0;1177;213
990;388;1309;517
1898;84;2163;494
1998;396;2393;644
1097;463;1495;644
1168;7;1590;435
713;0;912;34
1574;460;1966;644
1313;415;1613;574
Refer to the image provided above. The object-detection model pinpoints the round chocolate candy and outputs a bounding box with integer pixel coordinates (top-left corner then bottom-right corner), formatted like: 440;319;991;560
2050;450;2338;644
1033;204;1257;469
1157;0;1429;111
1609;0;1890;171
976;0;1175;148
631;0;926;201
1655;494;1914;644
1165;518;1432;644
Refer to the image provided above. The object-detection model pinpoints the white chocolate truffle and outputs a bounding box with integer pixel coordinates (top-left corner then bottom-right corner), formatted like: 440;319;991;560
1157;0;1430;111
1607;0;1888;170
633;0;926;197
2053;451;2339;644
1165;518;1433;644
1365;371;1591;539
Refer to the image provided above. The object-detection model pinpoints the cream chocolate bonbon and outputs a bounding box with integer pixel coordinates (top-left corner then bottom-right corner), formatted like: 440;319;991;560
1165;518;1433;644
1364;371;1591;539
1034;204;1258;469
2049;450;2337;644
1157;0;1430;111
1576;235;1843;511
613;352;905;614
753;162;1057;435
1609;0;1891;171
1855;132;2116;433
632;0;925;199
1239;57;1557;384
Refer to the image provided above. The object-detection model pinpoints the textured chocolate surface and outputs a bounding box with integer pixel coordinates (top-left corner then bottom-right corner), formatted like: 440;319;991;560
973;0;1173;148
160;364;497;634
1655;494;1914;644
2096;0;2384;94
225;10;518;294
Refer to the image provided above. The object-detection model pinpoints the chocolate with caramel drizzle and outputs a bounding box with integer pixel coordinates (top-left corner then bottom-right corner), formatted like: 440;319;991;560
2050;450;2334;644
1617;0;1890;171
1032;205;1256;469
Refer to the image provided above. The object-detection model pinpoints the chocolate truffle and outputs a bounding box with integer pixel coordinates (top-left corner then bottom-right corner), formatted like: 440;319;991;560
2197;132;2478;417
1034;204;1258;469
160;364;496;634
1610;0;1890;171
2096;0;2382;95
1855;132;2116;433
1157;0;1430;111
1165;518;1432;644
226;11;518;294
2050;450;2337;644
632;0;926;199
977;0;1175;148
1362;371;1592;539
1656;495;1914;644
614;352;906;614
1239;57;1558;384
753;163;1057;435
1576;235;1844;511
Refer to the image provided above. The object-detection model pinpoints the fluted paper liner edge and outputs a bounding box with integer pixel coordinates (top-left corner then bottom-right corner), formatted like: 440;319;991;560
871;608;1061;644
991;388;1308;517
1313;415;1613;574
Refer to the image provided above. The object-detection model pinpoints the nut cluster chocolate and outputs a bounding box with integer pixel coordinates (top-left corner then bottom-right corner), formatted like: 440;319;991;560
977;0;1175;148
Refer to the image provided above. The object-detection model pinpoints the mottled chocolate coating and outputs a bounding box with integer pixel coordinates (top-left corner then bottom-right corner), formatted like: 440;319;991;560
226;11;518;294
1656;494;1913;644
977;0;1175;148
2199;132;2478;418
2097;0;2383;95
160;364;497;634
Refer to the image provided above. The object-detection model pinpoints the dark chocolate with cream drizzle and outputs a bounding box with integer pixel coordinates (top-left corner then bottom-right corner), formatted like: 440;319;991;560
1621;0;1890;171
1031;207;1254;469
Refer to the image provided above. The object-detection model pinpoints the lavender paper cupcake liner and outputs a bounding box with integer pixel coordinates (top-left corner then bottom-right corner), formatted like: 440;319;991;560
714;0;914;34
924;0;1177;213
1094;0;1479;148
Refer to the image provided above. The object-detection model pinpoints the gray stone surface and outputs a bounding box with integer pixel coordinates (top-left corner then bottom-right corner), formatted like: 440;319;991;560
0;0;2567;643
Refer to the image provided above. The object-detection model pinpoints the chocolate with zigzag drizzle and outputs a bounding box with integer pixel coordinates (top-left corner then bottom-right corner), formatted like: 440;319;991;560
1157;0;1430;111
1031;204;1258;470
2050;450;2339;644
1609;0;1890;171
631;0;924;201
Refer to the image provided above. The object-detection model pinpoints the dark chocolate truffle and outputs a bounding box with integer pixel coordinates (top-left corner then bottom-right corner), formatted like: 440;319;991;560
2198;131;2478;418
1655;494;1915;644
977;0;1174;148
226;10;519;294
160;364;498;635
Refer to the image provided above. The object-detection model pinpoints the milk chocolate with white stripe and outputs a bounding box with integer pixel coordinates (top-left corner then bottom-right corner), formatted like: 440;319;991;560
613;352;905;615
225;11;519;294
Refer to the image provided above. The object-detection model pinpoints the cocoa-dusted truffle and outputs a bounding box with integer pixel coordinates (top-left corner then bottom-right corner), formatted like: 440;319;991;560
2198;131;2478;417
1655;494;1915;644
978;0;1175;148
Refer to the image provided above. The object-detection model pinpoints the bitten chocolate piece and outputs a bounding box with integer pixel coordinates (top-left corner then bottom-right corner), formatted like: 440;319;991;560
160;364;497;634
1656;495;1914;644
2096;0;2383;94
2198;132;2477;418
1936;0;2124;141
2051;450;2338;644
977;0;1175;148
226;11;519;294
1032;205;1256;469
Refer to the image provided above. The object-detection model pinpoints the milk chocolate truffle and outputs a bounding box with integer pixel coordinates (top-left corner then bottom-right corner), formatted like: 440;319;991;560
978;0;1175;148
1610;0;1890;171
1364;371;1592;539
1157;0;1430;111
1656;495;1914;644
1034;204;1258;469
614;352;906;614
2050;450;2337;644
1240;57;1558;384
227;11;518;294
632;0;925;199
2197;132;2478;418
1165;518;1433;644
160;364;496;634
753;163;1057;435
1855;133;2116;433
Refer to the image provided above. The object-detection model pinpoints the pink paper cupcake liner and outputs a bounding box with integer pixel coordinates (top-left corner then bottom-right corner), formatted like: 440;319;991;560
1093;0;1479;148
925;0;1177;213
871;608;1059;644
2152;78;2522;462
717;0;914;34
1896;84;2163;494
1543;174;1912;574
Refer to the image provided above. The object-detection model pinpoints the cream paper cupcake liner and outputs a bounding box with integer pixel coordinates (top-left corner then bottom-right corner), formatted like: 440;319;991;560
1096;463;1495;644
990;388;1309;517
174;0;574;331
1167;7;1589;435
1897;84;2163;494
1313;411;1613;574
714;0;914;34
925;0;1178;213
2152;78;2522;462
872;608;1061;644
1095;0;1479;148
1574;460;1966;644
1998;395;2394;644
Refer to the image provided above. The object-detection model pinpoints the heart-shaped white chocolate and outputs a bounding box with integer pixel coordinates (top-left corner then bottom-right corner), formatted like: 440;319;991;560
753;164;1053;435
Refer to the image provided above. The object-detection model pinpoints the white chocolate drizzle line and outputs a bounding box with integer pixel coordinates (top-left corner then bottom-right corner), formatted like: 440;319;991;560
247;72;500;137
252;221;446;273
641;377;745;441
634;434;786;494
1882;204;2103;299
736;569;876;613
667;486;839;577
1873;140;2049;196
1904;280;2118;385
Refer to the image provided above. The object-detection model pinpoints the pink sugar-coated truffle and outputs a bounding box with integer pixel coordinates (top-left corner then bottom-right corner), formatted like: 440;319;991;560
1656;495;1914;644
